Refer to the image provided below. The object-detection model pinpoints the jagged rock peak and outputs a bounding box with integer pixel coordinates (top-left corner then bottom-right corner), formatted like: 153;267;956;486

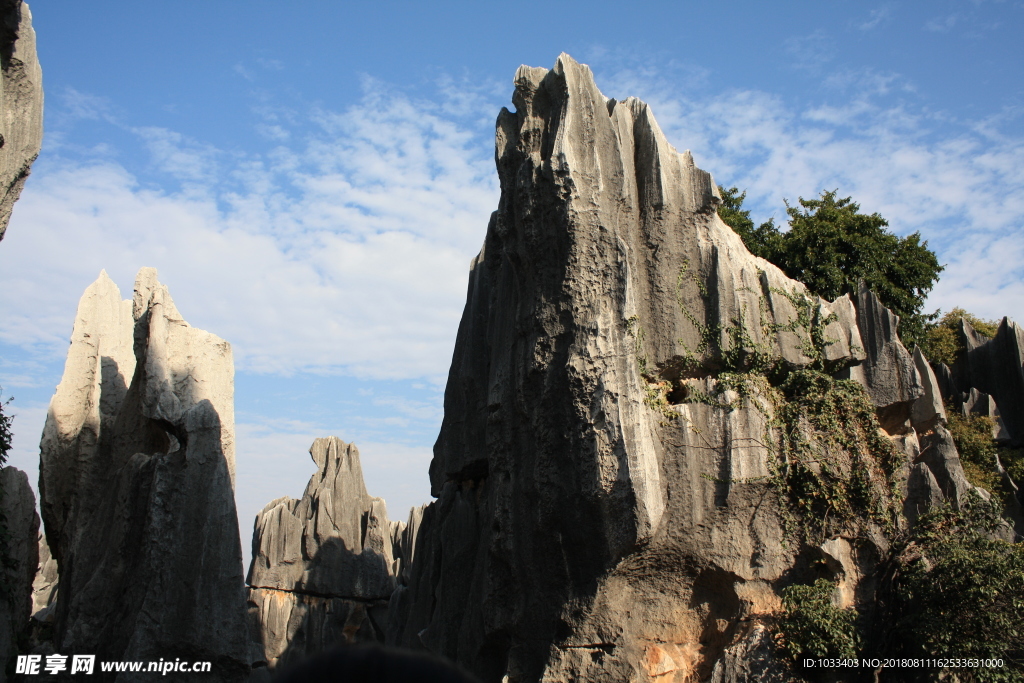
247;437;398;670
380;54;975;683
0;0;42;242
248;436;395;598
37;268;249;680
383;54;890;683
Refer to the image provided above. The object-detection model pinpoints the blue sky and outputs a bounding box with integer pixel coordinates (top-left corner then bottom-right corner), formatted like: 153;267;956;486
2;1;1022;562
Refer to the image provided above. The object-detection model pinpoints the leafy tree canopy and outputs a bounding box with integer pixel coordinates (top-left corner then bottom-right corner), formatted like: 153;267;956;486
717;186;944;346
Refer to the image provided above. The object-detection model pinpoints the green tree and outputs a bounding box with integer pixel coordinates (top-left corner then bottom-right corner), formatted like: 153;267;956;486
780;577;860;662
886;496;1024;682
717;186;781;261
717;187;944;346
920;307;1000;366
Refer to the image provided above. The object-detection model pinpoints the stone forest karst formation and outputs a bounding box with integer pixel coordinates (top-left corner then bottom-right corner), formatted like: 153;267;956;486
2;24;1024;683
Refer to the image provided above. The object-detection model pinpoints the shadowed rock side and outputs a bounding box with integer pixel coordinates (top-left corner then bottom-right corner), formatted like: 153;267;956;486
0;0;42;242
27;530;57;650
957;317;1024;447
247;437;399;672
0;467;38;683
37;268;249;681
385;54;973;683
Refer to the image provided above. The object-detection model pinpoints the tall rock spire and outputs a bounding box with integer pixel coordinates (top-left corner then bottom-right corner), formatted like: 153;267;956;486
386;54;955;682
38;269;250;680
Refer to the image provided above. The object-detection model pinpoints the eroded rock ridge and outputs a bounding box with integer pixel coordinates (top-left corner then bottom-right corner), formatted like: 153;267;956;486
247;437;401;671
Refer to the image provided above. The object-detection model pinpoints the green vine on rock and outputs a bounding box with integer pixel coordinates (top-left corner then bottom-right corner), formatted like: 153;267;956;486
628;266;906;540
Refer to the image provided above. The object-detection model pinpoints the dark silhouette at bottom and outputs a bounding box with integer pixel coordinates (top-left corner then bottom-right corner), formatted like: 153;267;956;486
272;644;482;683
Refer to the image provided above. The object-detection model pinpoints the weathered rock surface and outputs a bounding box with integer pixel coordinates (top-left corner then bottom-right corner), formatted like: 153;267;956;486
38;268;249;680
958;317;1024;446
709;625;799;683
0;466;39;683
0;0;42;242
383;54;921;683
841;286;923;433
911;345;945;432
30;531;57;621
247;437;397;670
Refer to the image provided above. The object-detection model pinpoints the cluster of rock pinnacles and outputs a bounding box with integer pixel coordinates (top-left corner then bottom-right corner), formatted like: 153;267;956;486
0;24;1021;683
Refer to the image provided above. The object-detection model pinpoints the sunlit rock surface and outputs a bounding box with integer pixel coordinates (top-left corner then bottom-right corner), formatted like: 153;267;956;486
37;268;249;681
0;0;42;242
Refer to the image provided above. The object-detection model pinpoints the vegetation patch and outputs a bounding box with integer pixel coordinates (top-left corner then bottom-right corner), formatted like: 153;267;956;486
778;577;860;661
881;495;1024;682
919;307;1000;367
658;267;906;539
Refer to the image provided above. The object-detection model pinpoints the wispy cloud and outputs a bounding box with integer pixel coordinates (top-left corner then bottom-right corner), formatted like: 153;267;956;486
61;87;119;123
0;78;500;383
784;30;836;72
858;5;893;30
925;13;960;32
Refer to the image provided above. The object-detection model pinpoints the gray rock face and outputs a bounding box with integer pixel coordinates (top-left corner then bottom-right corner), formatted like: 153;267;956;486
842;286;923;433
38;268;249;681
0;466;39;683
0;0;42;242
30;531;57;621
247;437;397;670
911;345;946;432
959;317;1024;446
386;54;894;683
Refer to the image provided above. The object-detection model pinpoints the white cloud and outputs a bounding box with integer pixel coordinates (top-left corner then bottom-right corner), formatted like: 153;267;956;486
925;13;960;32
0;79;499;383
858;6;893;30
134;126;223;184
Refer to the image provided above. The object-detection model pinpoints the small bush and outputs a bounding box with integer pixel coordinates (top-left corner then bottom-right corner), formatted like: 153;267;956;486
780;578;860;660
948;412;1001;492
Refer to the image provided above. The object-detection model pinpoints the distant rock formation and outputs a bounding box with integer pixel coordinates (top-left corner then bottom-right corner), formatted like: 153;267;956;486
247;437;399;672
37;268;250;681
379;54;973;682
0;467;38;683
0;0;42;242
958;317;1024;446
